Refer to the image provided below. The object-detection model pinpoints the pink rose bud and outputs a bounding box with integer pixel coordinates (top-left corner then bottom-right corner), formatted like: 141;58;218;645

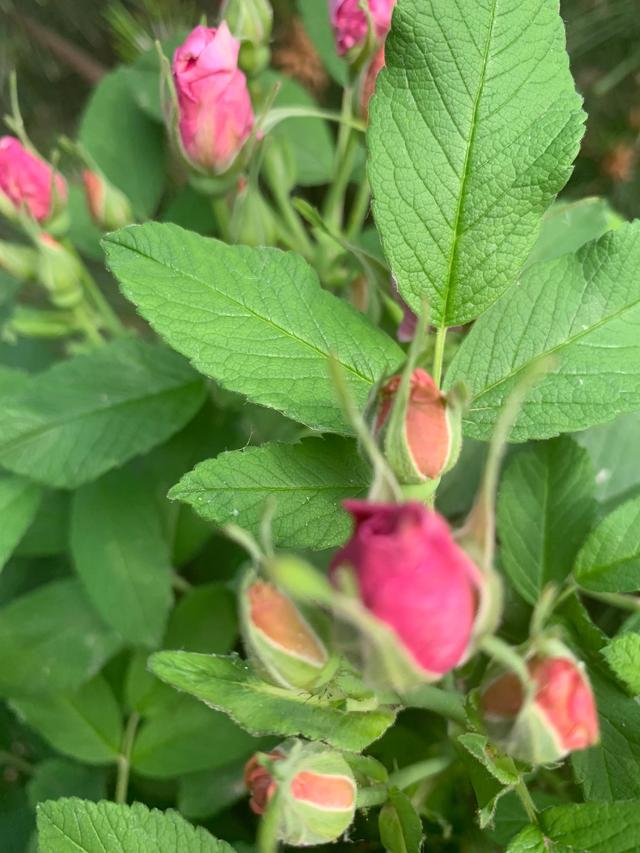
0;136;67;223
331;501;483;683
82;170;133;232
172;23;254;174
375;368;462;483
329;0;396;56
481;646;599;765
244;740;357;845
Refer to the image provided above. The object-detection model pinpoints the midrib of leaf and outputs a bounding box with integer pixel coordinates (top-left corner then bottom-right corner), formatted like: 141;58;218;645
0;380;200;456
115;239;376;386
45;826;89;853
178;482;368;495
468;294;640;410
439;0;498;329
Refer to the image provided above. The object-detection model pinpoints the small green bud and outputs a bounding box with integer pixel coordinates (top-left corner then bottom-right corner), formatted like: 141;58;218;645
36;234;83;309
82;170;134;231
0;240;39;281
230;182;278;246
245;739;357;846
222;0;273;47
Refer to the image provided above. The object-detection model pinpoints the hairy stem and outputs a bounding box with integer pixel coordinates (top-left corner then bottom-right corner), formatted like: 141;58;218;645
115;712;140;805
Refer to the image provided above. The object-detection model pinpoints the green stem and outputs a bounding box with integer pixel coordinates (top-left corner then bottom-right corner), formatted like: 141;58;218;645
73;304;105;347
258;790;282;853
346;174;371;239
404;684;467;725
515;778;538;825
432;326;448;387
80;268;125;337
115;712;140;805
388;756;452;791
356;784;388;808
324;131;359;230
481;636;529;685
269;183;314;259
580;588;640;612
211;195;232;242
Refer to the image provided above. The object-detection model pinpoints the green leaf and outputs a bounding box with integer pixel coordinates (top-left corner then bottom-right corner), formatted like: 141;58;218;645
79;67;166;219
368;0;584;327
0;337;206;489
0;580;121;696
149;651;396;752
132;694;260;779
525;197;622;270
574;496;640;593
103;223;403;433
16;490;70;558
378;789;424;853
497;437;596;604
505;825;548;853
27;760;107;810
71;468;173;648
296;0;347;86
576;412;640;507
0;475;42;572
265;72;335;186
170;437;370;550
11;676;122;765
602;633;640;695
178;763;248;820
36;798;235;853
540;800;640;852
164;583;238;655
446;222;640;441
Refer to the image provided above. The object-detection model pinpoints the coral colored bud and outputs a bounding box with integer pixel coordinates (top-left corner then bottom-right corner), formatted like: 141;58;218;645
240;570;331;691
360;47;386;118
36;233;83;309
481;644;599;765
0;136;67;224
82;170;133;231
172;24;254;175
375;368;462;484
329;0;396;56
331;501;484;687
244;740;357;846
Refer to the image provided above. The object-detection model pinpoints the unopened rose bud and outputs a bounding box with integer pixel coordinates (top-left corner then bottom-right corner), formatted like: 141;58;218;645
330;501;487;690
82;170;134;231
329;0;396;58
172;24;255;175
244;739;357;846
0;136;67;224
0;240;38;281
375;368;463;484
240;570;332;691
481;642;599;765
36;234;83;309
222;0;273;76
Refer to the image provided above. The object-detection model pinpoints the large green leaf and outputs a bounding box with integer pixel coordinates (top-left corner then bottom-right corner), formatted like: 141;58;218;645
368;0;584;327
79;67;166;219
497;437;595;604
150;651;396;752
104;223;403;432
71;468;173;647
37;799;235;853
27;760;107;810
0;475;42;571
0;580;121;696
132;694;259;779
602;633;640;696
446;222;640;441
170;437;370;550
576;411;640;507
11;676;122;765
574;496;640;593
0;337;205;489
505;825;547;853
540;801;640;852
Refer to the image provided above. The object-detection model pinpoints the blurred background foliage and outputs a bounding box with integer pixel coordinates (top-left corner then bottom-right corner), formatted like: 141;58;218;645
0;0;639;217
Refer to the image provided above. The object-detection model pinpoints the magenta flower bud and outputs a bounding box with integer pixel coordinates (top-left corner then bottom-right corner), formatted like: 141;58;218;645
329;0;396;56
172;24;255;175
331;501;484;682
481;644;599;765
0;136;67;224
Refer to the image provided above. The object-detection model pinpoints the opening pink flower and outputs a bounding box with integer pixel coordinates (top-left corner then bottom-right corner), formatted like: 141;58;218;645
172;23;254;174
0;136;67;223
329;0;396;55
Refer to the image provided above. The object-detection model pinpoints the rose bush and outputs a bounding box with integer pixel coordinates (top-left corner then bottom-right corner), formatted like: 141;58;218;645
1;1;639;852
